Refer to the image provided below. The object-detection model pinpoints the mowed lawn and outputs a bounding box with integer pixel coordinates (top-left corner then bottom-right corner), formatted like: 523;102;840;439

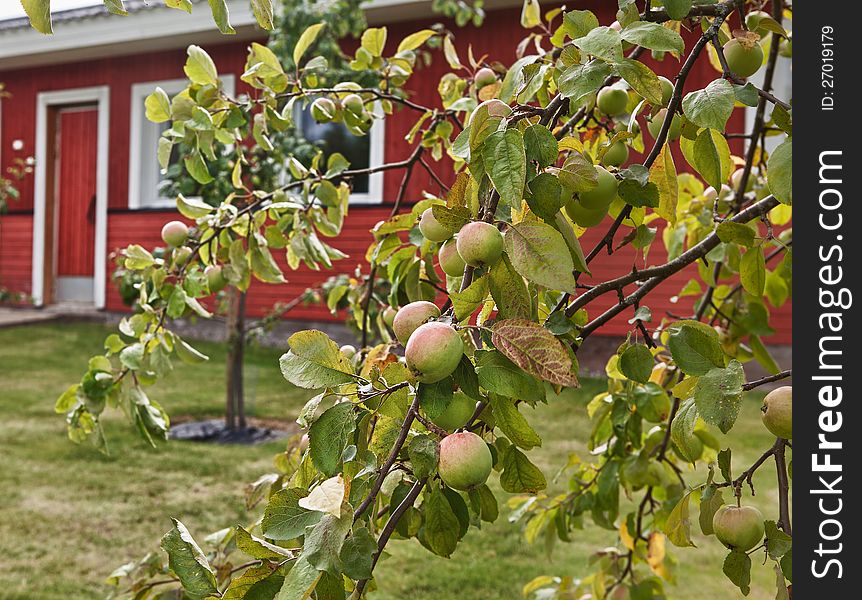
0;322;786;599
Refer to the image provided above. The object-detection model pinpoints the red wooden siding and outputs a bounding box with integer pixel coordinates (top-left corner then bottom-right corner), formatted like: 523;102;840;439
0;214;33;297
56;108;98;276
0;2;790;343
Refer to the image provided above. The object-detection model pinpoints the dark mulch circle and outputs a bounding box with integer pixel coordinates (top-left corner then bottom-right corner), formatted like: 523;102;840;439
169;417;298;445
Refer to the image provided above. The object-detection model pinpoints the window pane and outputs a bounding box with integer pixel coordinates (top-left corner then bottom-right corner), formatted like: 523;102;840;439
298;108;371;194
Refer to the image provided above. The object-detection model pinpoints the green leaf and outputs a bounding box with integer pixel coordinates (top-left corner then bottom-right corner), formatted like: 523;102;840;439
667;321;725;376
160;519;218;597
682;128;731;190
699;485;724;535
278;555;321;600
303;509;352;575
408;435;439;479
618;165;660;208
740;248;766;296
500;447;547;493
504;221;577;294
558;9;599;40
475;350;545;402
250;0;275;30
175;337;209;364
20;0;52;34
765;520;793;559
650;144;678;224
184;150;214;185
489;254;532;320
491;319;578;387
733;82;760;107
750;334;781;375
294;23;326;66
123;244;155;269
184;45;219;86
573;26;623;63
615;58;663;106
207;0;236;34
767;138;792;205
339;527;377;580
665;490;696;547
279;330;355;389
716;221;755;247
526;173;563;222
418;379;455;422
558;152;599;193
484;129;527;207
397;29;435;53
449;275;489;322
165;0;193;13
423;487;460;557
663;0;692;20
694;361;745;434
119;343;144;370
176;194;213;219
718;448;733;482
145;88;171;123
361;27;387;57
222;563;283;600
558;60;613;101
431;204;471;232
262;488;323;540
235;526;292;560
520;0;541;28
683;79;735;131
523;125;558;168
723;550;751;595
670;398;701;462
489;394;541;450
620;21;685;54
619;344;653;384
308;403;356;476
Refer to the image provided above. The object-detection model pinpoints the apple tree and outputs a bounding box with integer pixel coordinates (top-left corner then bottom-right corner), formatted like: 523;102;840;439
53;0;792;598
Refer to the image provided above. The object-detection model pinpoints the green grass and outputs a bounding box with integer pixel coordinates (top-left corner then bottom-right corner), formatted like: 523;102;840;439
0;322;786;599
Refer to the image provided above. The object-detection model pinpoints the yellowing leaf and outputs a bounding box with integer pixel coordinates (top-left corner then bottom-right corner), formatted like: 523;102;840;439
298;475;346;518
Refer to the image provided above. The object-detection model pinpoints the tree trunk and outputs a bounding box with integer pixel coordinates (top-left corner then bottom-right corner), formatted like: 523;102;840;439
225;287;247;431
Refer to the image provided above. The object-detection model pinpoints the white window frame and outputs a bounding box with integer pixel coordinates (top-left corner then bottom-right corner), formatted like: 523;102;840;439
127;75;236;209
294;103;386;205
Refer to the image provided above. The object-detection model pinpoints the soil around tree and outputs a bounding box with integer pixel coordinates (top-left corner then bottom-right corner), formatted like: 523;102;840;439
169;415;298;444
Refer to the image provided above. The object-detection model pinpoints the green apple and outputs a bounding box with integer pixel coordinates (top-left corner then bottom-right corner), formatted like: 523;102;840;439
438;431;493;490
419;208;454;242
161;220;188;247
713;505;765;551
456;221;504;267
761;386;792;439
724;39;764;78
392;300;441;345
578;166;618;210
601;141;629;167
438;238;467;277
405;322;464;383
597;87;629;117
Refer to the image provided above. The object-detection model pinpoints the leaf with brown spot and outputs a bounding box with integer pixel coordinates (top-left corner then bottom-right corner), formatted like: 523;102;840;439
491;319;579;387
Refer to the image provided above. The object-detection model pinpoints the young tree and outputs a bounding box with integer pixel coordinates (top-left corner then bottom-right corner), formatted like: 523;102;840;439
54;1;791;598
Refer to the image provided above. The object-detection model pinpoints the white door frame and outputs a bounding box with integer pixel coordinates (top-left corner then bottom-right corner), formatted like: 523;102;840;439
32;86;110;308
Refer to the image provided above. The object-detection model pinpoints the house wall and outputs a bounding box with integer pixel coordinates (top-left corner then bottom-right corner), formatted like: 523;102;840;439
0;3;791;343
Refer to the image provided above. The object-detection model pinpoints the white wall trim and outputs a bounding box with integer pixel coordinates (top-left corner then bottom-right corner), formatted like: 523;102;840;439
32;86;110;309
350;110;386;206
128;74;235;210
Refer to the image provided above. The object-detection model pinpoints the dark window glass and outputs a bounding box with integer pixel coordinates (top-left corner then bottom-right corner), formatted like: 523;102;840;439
297;109;371;193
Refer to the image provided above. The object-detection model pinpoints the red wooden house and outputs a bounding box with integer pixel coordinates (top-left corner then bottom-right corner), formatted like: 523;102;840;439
0;0;791;343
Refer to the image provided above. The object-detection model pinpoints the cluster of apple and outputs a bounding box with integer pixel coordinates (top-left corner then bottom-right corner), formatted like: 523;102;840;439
309;86;374;133
161;220;227;293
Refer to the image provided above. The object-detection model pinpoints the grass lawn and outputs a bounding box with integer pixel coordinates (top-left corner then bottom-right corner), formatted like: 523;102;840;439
0;322;786;599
